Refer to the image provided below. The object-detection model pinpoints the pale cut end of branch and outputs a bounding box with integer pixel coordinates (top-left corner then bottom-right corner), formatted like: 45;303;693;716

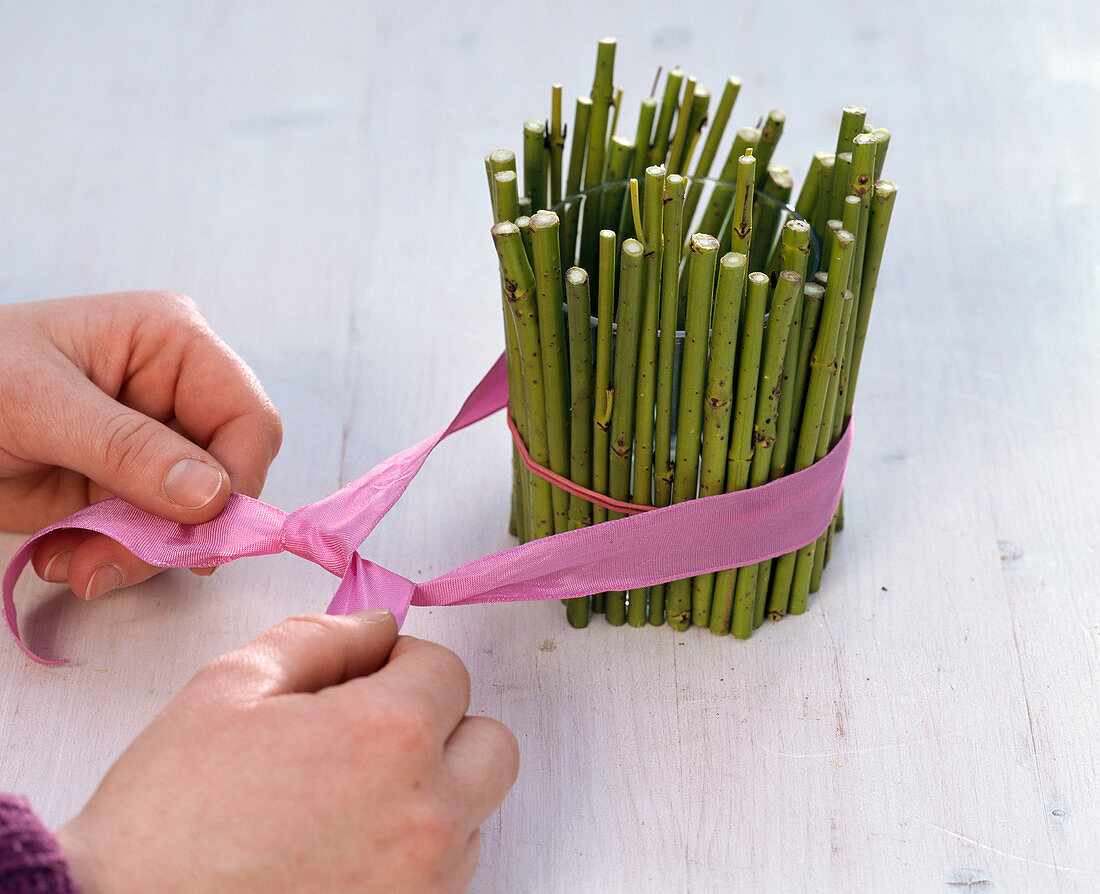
491;221;520;238
843;105;867;116
529;210;559;229
721;251;748;269
622;238;645;258
767;164;794;190
690;233;720;253
566;267;588;286
490;148;516;167
494;170;517;185
748;271;770;286
778;269;802;285
804;283;826;301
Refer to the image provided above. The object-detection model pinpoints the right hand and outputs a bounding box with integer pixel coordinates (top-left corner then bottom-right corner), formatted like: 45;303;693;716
55;610;520;894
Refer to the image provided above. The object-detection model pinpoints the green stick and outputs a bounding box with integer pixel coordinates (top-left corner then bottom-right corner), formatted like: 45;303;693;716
485;154;497;221
591;230;617;528
688;252;747;629
753;110;786;188
738;271;803;632
664;75;697;175
871;128;891;180
846;132;878;303
790;286;855;611
749;164;793;273
516;214;533;262
599;136;635;238
694;127;761;250
709;272;769;635
490;152;526;537
829;151;852;222
489;147;517;177
524;120;548;213
493;171;519;224
626;165;667;627
795;151;830;219
664;234;720;629
492;222;555;541
630;97;659;183
830;105;866;206
493;183;528;541
721;151;756;256
768;229;855;617
682;76;742;230
844;181;897;420
680;88;712;173
578;39;617;272
605;238;645;626
564;266;594;627
810;154;836;240
589;231;617;616
529;211;572;535
561;96;593;266
648;175;687;624
607;87;624;142
782;281;826;466
768;217;814;285
647;66;684;165
548;85;565;207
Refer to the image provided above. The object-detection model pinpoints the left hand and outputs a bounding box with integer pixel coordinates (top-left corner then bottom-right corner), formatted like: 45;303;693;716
0;290;283;600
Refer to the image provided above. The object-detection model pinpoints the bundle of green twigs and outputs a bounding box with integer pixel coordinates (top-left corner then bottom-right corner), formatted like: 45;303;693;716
486;38;897;635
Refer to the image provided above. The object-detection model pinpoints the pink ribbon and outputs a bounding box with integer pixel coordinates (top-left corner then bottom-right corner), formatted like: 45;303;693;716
3;353;852;666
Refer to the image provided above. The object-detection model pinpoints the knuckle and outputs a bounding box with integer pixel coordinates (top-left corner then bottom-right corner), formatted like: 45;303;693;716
101;413;167;476
430;644;471;694
187;648;265;695
383;700;439;753
405;800;463;861
268;613;341;647
151;290;202;319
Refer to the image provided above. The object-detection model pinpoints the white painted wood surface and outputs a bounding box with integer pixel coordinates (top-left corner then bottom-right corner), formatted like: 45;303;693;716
2;2;1098;890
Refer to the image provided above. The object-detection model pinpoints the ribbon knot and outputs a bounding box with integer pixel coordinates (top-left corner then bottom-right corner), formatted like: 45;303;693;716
281;508;357;576
3;352;853;666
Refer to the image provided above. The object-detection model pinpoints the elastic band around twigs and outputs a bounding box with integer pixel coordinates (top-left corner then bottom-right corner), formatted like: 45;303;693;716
506;410;654;516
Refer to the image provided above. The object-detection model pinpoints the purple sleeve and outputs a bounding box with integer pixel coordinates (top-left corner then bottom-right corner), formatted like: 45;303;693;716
0;794;82;894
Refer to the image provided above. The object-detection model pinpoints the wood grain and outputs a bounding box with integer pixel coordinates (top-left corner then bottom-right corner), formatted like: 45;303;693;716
1;1;1098;890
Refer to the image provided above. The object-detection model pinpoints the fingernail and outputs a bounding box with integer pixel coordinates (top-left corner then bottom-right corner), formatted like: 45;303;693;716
164;458;224;510
85;565;124;601
190;566;218;577
43;551;74;583
353;609;394;622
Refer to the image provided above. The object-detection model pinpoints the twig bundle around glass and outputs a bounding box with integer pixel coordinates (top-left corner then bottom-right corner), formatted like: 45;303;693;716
487;39;897;635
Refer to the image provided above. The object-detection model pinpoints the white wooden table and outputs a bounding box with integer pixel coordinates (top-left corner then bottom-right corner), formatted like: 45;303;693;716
2;2;1098;890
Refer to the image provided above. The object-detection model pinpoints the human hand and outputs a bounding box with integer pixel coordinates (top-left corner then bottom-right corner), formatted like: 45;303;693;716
55;610;520;894
0;291;282;599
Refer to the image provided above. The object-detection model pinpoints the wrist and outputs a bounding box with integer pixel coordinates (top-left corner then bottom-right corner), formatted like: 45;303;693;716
55;823;105;894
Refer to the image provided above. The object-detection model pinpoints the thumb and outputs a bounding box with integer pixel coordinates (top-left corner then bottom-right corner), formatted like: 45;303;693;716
191;611;400;701
36;371;230;522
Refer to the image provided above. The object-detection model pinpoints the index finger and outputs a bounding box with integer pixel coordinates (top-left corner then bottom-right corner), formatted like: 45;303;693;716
118;297;283;500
